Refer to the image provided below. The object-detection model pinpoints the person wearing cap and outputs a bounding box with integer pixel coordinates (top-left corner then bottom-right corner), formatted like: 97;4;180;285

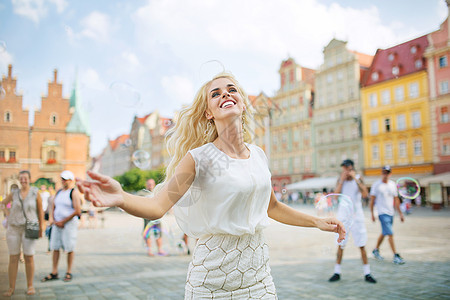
328;159;377;283
42;170;82;283
370;165;405;265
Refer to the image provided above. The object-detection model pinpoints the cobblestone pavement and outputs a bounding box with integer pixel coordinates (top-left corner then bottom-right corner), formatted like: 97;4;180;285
1;205;449;299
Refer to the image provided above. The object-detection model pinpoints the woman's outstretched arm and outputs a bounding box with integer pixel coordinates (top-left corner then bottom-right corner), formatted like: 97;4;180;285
77;153;195;220
267;188;346;242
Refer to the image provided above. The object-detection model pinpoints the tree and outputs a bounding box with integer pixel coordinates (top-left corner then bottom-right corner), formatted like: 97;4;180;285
114;167;165;192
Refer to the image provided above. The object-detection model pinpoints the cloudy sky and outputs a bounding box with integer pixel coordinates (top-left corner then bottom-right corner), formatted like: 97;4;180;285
0;0;447;156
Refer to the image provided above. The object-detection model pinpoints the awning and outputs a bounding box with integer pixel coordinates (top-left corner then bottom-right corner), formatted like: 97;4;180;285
285;177;338;191
418;172;450;186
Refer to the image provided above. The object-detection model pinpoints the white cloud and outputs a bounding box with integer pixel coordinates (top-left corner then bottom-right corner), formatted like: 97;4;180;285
80;68;107;91
79;11;112;43
0;47;13;73
11;0;67;23
121;51;140;70
161;75;195;106
48;0;67;13
132;0;409;70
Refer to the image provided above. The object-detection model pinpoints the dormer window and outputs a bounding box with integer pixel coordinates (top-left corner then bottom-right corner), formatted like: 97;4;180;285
371;72;379;81
392;66;400;76
415;59;423;69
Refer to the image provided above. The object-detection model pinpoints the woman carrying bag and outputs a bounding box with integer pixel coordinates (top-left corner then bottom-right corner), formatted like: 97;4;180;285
2;170;44;296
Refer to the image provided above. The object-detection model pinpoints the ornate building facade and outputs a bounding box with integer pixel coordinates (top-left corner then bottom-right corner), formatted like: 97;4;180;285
270;58;315;189
0;65;90;195
313;39;373;176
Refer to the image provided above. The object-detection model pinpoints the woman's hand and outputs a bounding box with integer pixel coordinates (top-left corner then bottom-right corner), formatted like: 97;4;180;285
76;171;125;208
316;217;346;243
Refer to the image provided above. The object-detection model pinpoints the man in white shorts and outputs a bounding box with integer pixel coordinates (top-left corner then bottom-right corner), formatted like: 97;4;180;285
41;170;81;283
328;159;377;283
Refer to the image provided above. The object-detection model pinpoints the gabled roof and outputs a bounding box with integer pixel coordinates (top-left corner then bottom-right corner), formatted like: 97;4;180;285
109;134;130;151
362;35;428;87
351;51;374;68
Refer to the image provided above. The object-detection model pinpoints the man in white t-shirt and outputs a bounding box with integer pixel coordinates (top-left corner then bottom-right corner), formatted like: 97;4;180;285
328;159;376;284
370;165;405;265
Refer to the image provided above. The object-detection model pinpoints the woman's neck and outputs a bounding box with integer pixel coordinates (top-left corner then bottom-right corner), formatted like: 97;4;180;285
213;117;248;159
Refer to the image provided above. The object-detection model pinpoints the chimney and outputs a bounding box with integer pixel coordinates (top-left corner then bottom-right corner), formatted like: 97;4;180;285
8;64;12;78
53;69;58;83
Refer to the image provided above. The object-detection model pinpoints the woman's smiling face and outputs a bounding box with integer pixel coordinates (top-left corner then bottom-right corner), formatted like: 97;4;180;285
205;77;245;121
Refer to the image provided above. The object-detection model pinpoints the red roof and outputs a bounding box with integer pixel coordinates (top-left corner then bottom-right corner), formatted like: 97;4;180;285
351;51;374;68
109;134;130;151
362;35;428;87
301;67;316;87
248;95;257;105
160;117;173;133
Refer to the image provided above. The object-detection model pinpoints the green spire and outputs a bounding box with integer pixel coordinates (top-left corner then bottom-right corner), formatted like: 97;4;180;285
66;73;90;135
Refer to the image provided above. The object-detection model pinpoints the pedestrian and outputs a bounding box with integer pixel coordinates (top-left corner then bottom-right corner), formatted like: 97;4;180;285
370;165;406;265
141;178;167;256
39;185;52;252
76;72;345;299
328;159;377;283
2;170;45;296
41;170;82;283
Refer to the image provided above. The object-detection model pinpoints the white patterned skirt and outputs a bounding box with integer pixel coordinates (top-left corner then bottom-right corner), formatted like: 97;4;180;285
185;230;277;299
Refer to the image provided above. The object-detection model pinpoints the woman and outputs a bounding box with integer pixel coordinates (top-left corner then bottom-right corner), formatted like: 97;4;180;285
77;72;345;299
2;170;44;296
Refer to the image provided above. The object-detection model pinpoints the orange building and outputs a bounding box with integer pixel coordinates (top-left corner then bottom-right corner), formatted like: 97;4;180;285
0;65;90;195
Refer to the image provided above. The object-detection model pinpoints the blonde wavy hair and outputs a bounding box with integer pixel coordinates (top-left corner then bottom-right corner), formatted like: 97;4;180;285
161;72;254;185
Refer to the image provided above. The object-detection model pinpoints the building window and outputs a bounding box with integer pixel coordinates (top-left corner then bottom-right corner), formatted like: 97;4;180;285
385;143;393;159
382;90;390;105
397;114;406;130
47;150;57;164
415;59;423;69
409;82;419;98
9;150;16;163
371;72;379;81
439;55;448;68
399;141;407;158
0;150;5;163
385;118;391;132
442;138;450;155
440;81;449;94
410;46;417;54
392;66;400;76
370;119;379;135
327;74;333;83
441;107;449;123
372;145;379;160
412;111;421;128
4;111;11;122
50;113;57;125
413;139;422;156
395;86;404;101
369;93;377;107
388;53;395;61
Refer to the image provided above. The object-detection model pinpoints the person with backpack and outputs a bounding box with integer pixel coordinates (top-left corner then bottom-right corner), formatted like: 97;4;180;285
41;170;81;283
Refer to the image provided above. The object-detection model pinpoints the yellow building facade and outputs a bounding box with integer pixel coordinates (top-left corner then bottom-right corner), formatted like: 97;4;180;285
362;70;433;176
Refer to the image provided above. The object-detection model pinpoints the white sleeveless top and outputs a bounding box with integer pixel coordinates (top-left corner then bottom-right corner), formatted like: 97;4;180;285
173;143;272;239
53;189;75;222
